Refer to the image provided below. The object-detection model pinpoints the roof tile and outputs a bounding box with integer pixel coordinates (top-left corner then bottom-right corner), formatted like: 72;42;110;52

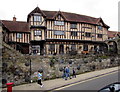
2;20;30;33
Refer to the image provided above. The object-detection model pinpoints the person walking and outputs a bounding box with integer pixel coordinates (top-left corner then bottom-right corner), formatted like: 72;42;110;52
65;66;72;80
72;68;76;78
62;66;66;79
37;70;43;87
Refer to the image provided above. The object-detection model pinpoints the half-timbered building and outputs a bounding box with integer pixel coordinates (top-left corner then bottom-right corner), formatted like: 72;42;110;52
27;7;109;55
1;7;110;55
1;17;30;54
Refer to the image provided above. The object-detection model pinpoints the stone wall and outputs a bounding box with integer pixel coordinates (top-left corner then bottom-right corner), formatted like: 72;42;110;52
30;55;120;82
2;42;120;87
2;42;29;87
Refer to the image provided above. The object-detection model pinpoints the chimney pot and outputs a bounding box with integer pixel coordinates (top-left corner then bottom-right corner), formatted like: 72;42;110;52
13;16;16;21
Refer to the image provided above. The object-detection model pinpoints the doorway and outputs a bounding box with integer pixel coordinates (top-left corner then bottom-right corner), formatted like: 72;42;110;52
59;44;64;54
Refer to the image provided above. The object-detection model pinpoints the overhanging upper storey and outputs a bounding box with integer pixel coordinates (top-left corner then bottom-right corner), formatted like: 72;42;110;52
27;7;46;27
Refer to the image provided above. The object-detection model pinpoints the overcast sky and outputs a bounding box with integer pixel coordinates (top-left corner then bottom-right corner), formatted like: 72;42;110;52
0;0;119;31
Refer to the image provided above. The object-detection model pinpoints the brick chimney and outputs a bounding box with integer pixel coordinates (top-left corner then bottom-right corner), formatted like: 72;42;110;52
13;15;16;22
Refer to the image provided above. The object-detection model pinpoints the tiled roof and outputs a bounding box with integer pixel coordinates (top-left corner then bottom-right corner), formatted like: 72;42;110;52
28;7;109;28
43;10;98;23
2;20;30;33
108;31;120;38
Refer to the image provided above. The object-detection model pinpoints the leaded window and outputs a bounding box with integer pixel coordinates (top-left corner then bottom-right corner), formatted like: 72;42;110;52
97;34;102;38
71;31;77;36
85;32;91;37
54;21;64;26
17;33;22;39
34;30;42;36
54;31;65;35
49;44;55;51
98;26;103;30
33;15;41;22
71;45;76;51
70;23;77;29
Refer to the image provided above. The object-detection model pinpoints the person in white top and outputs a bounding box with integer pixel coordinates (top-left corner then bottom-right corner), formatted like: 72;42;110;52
37;70;43;87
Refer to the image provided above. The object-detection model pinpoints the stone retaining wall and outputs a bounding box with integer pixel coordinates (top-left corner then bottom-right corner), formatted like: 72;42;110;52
2;43;120;87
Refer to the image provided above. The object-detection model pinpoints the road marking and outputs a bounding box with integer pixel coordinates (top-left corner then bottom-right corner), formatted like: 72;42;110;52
54;71;118;91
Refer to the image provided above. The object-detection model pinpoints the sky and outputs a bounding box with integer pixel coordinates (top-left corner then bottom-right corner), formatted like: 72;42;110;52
0;0;119;31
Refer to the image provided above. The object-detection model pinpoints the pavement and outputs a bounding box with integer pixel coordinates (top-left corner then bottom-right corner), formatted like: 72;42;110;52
2;67;119;91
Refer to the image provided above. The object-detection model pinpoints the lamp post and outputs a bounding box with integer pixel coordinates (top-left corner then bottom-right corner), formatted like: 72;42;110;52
29;53;32;83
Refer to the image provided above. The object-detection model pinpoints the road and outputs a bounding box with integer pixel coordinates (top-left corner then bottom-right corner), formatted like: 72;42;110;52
53;70;119;92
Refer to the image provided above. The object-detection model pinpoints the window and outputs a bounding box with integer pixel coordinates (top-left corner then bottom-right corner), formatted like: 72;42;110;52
54;31;65;35
98;26;103;30
70;23;77;29
97;34;102;38
54;21;64;26
32;45;40;54
17;33;22;39
83;45;88;51
85;32;91;37
71;31;77;36
49;44;55;51
33;15;41;22
71;45;76;51
34;30;42;36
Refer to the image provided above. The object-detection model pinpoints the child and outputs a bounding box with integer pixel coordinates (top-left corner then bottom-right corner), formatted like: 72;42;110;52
37;70;43;87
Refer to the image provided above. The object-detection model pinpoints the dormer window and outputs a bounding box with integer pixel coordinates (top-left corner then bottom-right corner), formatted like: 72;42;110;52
33;15;41;22
54;21;64;26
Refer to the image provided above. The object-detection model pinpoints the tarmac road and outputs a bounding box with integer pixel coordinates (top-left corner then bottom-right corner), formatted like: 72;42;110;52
54;70;119;92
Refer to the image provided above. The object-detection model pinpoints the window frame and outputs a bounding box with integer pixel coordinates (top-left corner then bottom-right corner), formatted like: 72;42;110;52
98;26;103;30
85;32;91;37
33;15;41;22
83;44;88;51
34;30;42;36
49;44;55;51
17;33;22;39
54;21;64;26
97;34;103;38
54;31;65;35
71;31;78;36
70;23;77;29
71;44;76;51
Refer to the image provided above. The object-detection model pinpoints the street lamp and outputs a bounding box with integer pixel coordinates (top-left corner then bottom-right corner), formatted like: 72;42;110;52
29;53;32;83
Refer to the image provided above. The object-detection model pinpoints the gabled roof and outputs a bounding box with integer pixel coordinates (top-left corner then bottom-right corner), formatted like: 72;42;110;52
27;7;46;21
43;10;109;28
96;18;109;28
2;20;30;33
52;11;67;21
108;31;120;38
27;7;110;28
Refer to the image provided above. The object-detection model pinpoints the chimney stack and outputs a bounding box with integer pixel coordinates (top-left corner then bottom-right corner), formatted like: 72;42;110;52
13;15;16;22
